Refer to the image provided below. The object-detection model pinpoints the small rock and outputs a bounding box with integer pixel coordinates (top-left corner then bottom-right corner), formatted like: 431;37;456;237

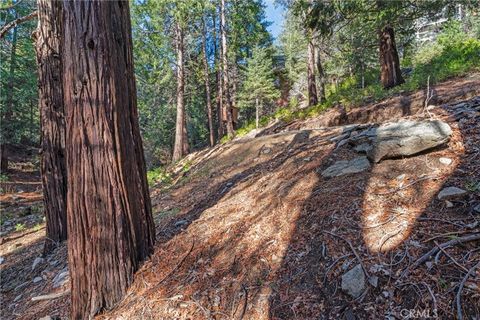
303;157;312;162
0;256;4;264
13;294;22;302
396;174;406;181
174;220;188;228
353;143;373;153
473;204;480;214
445;201;454;208
439;157;452;165
368;275;379;288
426;261;434;270
33;276;43;283
261;147;272;154
32;257;45;271
437;187;467;200
53;268;69;288
341;264;366;298
321;156;371;178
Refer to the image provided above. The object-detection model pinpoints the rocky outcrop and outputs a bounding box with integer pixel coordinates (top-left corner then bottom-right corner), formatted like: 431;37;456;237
351;120;452;163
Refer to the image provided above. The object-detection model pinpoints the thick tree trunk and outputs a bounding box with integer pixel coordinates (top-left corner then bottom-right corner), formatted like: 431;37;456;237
378;25;404;89
173;23;187;161
220;0;234;138
315;45;326;103
307;38;318;107
1;18;17;173
202;17;215;147
62;1;155;318
35;0;67;254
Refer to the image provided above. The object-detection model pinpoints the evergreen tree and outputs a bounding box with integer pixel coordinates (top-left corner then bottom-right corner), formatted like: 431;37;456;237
238;46;279;128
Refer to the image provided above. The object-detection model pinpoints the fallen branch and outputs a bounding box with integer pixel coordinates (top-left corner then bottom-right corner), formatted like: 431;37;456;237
0;226;45;245
456;261;480;320
153;240;194;288
31;290;70;301
0;10;38;38
400;233;480;279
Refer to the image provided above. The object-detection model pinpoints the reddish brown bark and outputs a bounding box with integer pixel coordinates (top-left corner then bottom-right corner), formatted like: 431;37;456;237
34;0;67;254
379;25;404;89
173;22;188;161
62;1;155;318
220;0;235;138
307;38;318;107
202;16;215;147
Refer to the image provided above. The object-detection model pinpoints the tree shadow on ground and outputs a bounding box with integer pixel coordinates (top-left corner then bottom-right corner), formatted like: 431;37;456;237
268;98;479;319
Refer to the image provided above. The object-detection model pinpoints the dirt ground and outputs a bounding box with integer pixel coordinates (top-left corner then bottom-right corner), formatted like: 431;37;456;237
1;75;479;319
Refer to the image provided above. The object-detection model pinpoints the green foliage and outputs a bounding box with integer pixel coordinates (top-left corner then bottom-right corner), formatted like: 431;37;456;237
238;46;280;115
0;1;39;147
147;167;172;187
15;223;26;232
0;174;8;182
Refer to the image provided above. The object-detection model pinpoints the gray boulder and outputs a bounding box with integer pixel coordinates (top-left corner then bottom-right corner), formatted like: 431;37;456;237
321;156;371;178
352;120;452;163
341;264;366;298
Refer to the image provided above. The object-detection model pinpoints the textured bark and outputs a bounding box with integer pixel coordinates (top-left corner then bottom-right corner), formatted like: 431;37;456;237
173;23;187;161
1;18;17;173
34;0;67;254
379;25;404;89
315;45;326;103
62;1;155;318
202;17;215;147
307;38;318;107
220;0;234;138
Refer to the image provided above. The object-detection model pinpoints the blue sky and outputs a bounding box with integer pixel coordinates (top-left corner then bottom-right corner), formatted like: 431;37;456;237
264;0;285;42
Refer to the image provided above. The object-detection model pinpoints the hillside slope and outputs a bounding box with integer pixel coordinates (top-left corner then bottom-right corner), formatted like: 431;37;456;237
1;75;479;319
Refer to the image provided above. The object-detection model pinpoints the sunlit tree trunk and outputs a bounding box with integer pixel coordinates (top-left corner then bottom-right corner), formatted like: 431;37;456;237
35;0;67;254
202;16;215;147
173;22;188;161
213;12;224;139
62;1;155;318
378;25;404;89
307;37;318;107
220;0;234;138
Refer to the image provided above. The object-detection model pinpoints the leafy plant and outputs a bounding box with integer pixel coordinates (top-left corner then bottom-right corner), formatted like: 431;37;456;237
15;223;26;232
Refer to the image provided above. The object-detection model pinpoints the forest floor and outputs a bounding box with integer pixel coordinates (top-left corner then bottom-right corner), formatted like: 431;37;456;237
1;74;479;320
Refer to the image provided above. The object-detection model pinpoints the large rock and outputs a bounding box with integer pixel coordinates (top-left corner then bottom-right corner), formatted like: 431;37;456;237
321;156;371;178
341;264;366;298
352;120;452;163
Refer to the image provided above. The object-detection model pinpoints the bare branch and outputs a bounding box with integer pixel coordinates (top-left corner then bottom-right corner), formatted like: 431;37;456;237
0;10;37;39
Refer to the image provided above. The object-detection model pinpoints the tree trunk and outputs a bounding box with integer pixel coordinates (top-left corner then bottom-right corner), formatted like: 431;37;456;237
172;22;187;161
1;16;17;173
202;16;215;147
220;0;234;138
315;45;326;103
35;0;67;254
62;1;155;318
378;25;404;89
307;37;318;107
255;97;259;129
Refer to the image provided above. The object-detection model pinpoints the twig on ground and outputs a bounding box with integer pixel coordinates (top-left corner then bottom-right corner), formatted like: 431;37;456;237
153;240;195;288
323;231;370;278
434;240;469;273
373;175;438;195
421;282;437;314
456;261;480;320
31;290;70;301
400;233;480;279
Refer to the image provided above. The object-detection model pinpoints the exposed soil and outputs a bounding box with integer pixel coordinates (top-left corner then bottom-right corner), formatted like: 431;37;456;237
1;75;479;319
